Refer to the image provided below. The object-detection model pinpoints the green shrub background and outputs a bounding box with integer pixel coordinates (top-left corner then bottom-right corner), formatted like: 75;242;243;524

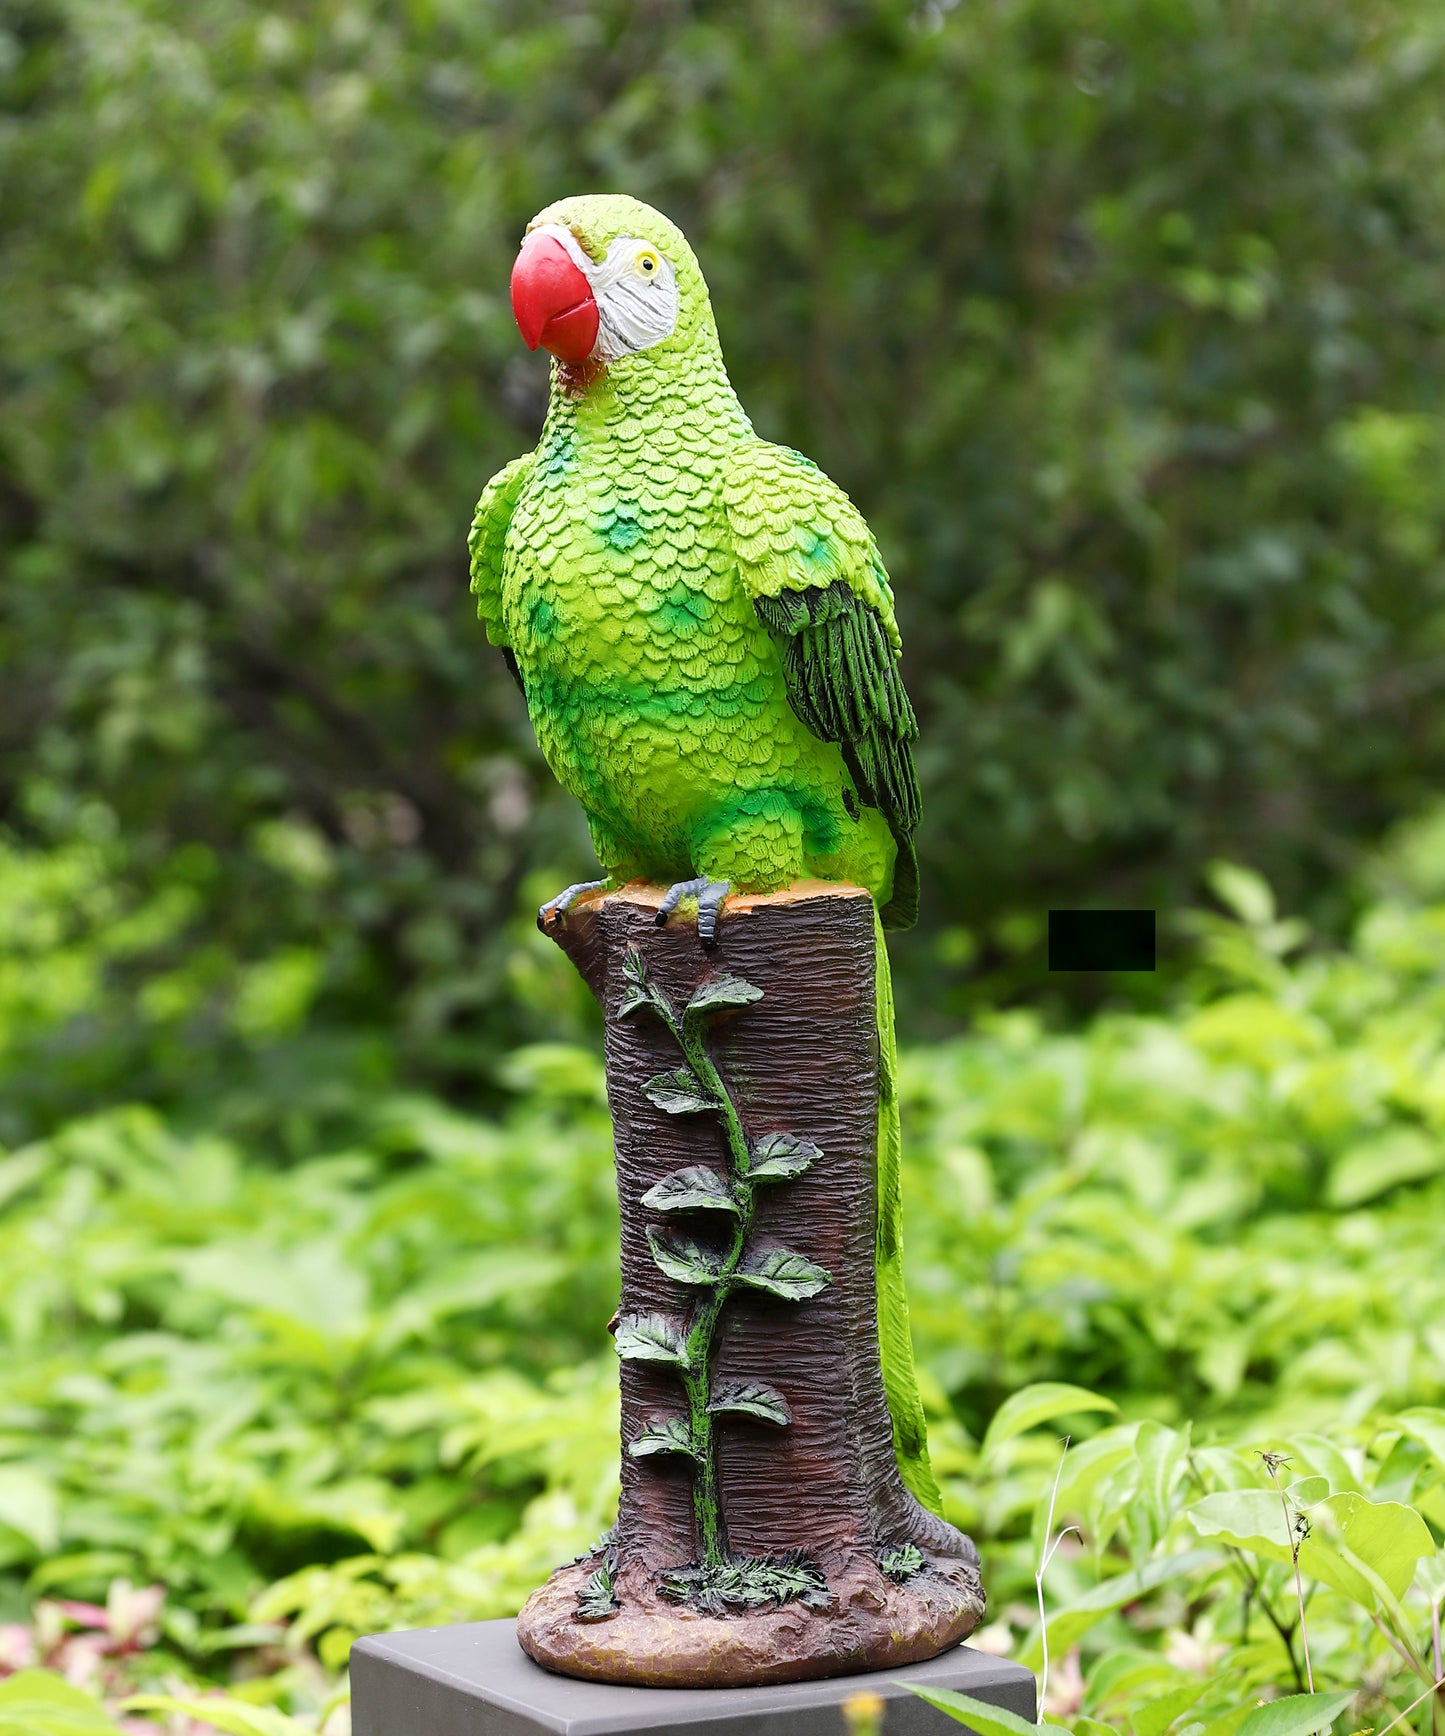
8;0;1445;1114
3;2;1445;1732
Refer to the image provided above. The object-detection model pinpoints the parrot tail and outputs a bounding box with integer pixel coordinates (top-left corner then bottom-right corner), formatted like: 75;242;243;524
873;906;944;1516
879;827;919;930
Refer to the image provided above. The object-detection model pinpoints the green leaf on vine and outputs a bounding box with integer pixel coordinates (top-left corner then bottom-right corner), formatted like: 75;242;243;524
647;1227;724;1287
658;1551;831;1615
616;946;674;1023
628;1416;697;1459
575;1559;618;1621
641;1165;739;1215
879;1542;925;1583
707;1380;791;1426
684;972;763;1018
643;1067;715;1114
735;1247;832;1300
613;1311;691;1371
747;1132;822;1181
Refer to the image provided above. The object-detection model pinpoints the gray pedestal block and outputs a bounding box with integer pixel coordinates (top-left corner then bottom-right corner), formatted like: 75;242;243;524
351;1619;1036;1735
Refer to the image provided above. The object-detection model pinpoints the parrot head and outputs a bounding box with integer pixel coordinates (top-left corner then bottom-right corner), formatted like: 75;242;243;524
509;194;710;384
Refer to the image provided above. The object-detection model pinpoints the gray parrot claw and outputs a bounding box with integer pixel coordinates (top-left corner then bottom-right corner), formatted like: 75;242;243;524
655;877;731;949
538;879;609;931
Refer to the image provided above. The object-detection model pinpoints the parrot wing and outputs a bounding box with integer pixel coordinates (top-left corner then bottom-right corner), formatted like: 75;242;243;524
723;439;921;928
468;452;534;650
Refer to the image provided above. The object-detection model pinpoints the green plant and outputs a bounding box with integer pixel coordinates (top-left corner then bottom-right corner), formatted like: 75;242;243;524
951;1382;1445;1733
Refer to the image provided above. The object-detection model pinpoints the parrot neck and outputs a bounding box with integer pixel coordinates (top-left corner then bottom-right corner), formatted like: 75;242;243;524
542;316;753;449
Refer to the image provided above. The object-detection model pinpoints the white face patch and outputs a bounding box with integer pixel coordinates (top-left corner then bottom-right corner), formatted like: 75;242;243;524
586;234;681;363
528;223;680;365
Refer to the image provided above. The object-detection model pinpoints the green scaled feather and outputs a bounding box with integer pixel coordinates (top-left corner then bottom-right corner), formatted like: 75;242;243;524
468;451;533;648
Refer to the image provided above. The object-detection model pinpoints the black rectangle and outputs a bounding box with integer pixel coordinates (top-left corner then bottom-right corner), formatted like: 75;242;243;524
1048;908;1156;971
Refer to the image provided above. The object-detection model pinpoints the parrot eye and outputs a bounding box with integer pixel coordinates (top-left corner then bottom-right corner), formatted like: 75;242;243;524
634;247;662;279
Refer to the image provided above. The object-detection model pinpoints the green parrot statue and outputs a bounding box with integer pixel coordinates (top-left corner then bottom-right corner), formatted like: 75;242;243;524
470;193;950;1526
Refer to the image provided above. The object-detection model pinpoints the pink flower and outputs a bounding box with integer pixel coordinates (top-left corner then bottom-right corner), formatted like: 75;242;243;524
969;1621;1016;1656
0;1623;36;1676
54;1601;110;1628
57;1631;110;1690
104;1581;166;1653
1043;1647;1086;1718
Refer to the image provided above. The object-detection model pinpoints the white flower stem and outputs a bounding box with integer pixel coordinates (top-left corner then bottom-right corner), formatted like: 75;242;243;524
1036;1436;1070;1724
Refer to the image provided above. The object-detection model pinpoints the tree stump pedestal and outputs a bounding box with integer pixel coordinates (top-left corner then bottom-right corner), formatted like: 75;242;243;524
517;883;985;1688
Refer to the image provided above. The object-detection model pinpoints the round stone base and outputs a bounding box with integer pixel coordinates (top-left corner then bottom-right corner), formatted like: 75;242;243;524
515;1550;985;1688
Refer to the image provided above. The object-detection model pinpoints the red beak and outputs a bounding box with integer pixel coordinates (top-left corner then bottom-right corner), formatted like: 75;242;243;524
510;231;599;364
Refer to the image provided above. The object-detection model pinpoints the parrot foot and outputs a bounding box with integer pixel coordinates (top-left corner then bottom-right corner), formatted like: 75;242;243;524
537;879;609;932
654;877;731;949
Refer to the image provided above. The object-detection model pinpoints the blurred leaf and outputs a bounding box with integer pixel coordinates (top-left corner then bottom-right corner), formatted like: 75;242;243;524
1207;863;1276;928
1234;1692;1356;1736
124;1696;312;1736
0;1672;118;1735
982;1384;1118;1461
1285;1477;1329;1508
1417;1550;1445;1605
1187;1490;1433;1608
0;1469;59;1554
1016;1551;1224;1666
906;1687;1065;1735
1328;1128;1442;1208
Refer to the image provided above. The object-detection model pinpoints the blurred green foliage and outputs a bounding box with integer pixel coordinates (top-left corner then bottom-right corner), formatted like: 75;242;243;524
5;0;1445;1110
3;814;1445;1729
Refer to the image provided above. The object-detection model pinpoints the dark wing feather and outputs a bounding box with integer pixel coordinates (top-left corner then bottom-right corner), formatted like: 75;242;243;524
755;579;921;929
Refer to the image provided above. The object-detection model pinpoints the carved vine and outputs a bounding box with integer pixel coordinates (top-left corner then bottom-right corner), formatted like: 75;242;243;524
578;943;834;1620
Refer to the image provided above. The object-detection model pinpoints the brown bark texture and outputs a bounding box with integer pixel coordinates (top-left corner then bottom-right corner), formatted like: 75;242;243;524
515;883;984;1687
